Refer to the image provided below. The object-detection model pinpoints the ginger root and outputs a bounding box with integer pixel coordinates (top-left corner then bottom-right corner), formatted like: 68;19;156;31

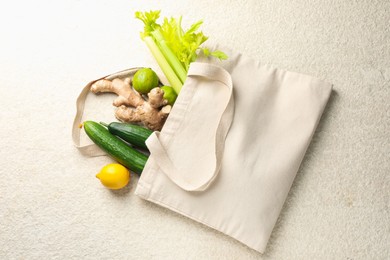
91;78;171;131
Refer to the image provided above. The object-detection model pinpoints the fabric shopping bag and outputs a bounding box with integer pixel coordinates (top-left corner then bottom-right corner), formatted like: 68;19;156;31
134;47;332;253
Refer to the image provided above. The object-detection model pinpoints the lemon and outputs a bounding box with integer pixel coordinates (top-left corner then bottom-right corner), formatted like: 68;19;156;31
132;68;159;94
96;163;130;190
161;86;177;105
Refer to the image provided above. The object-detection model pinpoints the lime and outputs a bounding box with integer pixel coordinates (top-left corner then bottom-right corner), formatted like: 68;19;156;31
161;86;177;106
132;68;159;94
96;163;130;190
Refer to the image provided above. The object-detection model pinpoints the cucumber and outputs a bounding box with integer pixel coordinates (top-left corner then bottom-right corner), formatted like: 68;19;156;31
101;122;153;150
83;121;148;174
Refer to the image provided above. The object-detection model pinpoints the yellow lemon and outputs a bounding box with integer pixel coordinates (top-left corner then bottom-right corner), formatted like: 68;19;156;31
132;68;159;94
96;163;130;190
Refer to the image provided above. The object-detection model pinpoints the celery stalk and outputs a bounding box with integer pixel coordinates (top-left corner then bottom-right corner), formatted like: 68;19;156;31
144;36;183;94
135;10;227;95
151;30;187;84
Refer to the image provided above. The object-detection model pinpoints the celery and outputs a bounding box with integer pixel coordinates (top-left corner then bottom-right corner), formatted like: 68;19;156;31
151;30;187;84
135;10;227;95
144;36;183;94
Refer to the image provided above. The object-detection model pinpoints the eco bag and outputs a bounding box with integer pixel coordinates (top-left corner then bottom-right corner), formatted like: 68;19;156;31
135;48;332;253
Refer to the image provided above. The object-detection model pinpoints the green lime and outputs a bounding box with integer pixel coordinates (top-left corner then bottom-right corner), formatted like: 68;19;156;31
161;86;177;106
132;68;159;94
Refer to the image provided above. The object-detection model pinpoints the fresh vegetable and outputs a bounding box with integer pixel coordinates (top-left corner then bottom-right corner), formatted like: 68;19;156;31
96;163;130;190
83;121;148;174
91;77;171;131
135;10;228;94
101;122;153;150
142;35;183;94
160;86;177;106
132;68;159;94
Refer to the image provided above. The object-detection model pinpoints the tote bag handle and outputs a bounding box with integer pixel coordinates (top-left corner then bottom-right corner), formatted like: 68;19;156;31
72;68;141;157
146;62;234;192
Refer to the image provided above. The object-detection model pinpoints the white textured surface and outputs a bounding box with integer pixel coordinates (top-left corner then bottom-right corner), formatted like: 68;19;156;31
0;0;389;259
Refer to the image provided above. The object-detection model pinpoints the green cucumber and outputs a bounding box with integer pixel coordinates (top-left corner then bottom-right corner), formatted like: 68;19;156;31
83;121;147;174
100;122;153;150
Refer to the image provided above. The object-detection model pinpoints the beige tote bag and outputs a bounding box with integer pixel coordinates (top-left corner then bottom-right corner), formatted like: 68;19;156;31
73;48;332;253
134;48;332;253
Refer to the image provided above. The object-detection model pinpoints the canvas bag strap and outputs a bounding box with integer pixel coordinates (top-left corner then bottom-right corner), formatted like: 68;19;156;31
72;80;106;157
72;68;141;157
146;62;234;192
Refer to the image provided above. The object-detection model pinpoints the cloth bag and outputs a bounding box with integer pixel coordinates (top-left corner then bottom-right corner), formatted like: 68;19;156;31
134;48;332;253
72;48;332;253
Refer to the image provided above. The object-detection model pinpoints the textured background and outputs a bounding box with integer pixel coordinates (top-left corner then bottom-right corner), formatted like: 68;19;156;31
0;0;389;259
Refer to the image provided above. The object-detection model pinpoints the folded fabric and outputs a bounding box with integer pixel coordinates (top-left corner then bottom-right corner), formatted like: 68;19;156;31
135;48;332;253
